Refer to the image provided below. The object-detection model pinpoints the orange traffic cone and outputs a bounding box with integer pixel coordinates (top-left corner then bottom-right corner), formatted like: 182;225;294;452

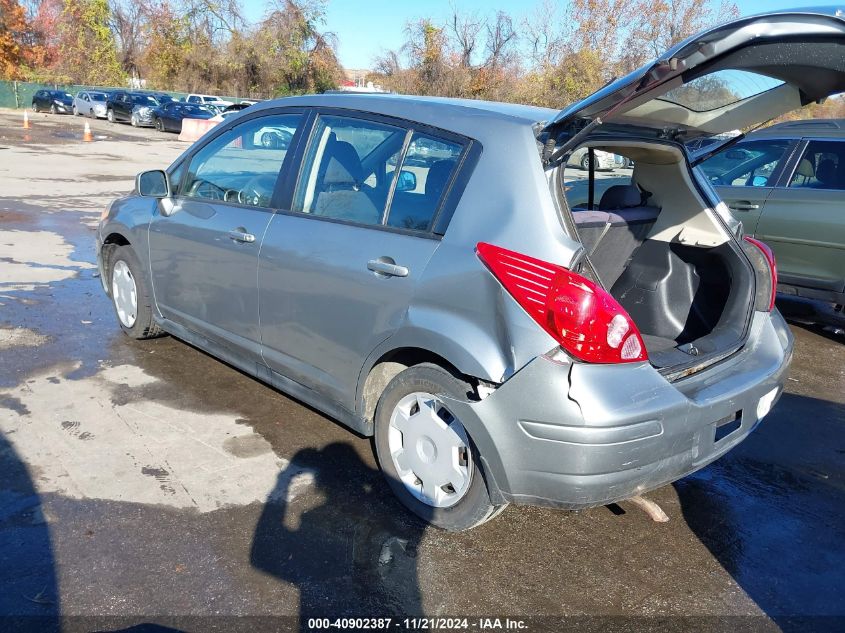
23;110;30;129
83;121;93;142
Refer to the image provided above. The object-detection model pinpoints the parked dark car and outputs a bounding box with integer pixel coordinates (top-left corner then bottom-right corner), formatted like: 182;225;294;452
697;119;845;322
152;102;216;133
97;8;845;531
106;91;159;125
32;89;74;114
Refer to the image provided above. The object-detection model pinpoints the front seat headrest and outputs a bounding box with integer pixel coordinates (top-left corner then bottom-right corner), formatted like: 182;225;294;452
816;159;837;186
599;184;641;210
322;140;363;188
425;159;456;202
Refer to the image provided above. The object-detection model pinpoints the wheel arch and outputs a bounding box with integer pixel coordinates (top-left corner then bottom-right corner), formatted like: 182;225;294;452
357;343;488;429
100;231;132;294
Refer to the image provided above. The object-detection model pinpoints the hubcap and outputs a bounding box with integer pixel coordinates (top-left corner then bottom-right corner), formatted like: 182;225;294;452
111;260;137;328
388;392;472;508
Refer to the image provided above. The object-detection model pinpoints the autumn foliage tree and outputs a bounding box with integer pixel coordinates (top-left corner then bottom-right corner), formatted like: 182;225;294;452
0;0;42;78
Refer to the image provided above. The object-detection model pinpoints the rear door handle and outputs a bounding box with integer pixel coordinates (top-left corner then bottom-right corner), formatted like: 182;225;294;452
729;202;760;211
228;229;256;243
368;258;409;278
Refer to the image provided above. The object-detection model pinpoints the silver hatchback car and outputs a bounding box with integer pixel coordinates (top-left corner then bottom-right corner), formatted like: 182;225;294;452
97;9;845;530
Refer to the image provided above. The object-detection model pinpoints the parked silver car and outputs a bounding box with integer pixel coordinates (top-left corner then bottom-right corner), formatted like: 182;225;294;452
73;91;109;118
97;9;845;530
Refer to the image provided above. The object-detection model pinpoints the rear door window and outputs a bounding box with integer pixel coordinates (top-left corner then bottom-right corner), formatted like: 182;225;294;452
698;139;791;187
788;140;845;190
294;114;465;231
180;112;304;208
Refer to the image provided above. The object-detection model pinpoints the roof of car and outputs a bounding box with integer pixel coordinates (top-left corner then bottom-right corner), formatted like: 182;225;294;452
753;119;845;137
251;93;558;134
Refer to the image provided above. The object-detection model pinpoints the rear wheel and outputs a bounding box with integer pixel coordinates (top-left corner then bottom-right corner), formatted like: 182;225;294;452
373;364;505;531
580;154;593;171
108;246;163;340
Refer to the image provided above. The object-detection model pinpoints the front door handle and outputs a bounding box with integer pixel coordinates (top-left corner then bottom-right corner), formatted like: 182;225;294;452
228;229;256;243
368;257;409;278
729;202;760;211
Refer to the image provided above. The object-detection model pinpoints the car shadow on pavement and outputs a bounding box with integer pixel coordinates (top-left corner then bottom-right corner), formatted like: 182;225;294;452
250;442;425;629
0;429;59;632
675;392;845;628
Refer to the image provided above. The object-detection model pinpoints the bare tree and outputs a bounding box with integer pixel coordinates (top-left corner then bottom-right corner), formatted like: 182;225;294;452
449;7;483;68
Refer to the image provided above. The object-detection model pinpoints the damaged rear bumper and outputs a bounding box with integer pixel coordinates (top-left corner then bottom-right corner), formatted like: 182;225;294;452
442;310;794;509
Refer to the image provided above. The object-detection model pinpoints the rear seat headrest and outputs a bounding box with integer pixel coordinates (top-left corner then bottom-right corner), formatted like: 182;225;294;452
599;184;642;210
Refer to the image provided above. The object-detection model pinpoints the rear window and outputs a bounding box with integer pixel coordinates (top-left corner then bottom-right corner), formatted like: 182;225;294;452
788;140;845;190
698;139;791;187
659;69;784;112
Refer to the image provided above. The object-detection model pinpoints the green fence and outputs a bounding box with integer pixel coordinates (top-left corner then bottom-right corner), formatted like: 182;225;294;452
0;80;243;109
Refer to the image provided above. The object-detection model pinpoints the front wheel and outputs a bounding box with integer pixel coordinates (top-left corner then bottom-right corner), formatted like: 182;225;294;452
73;105;79;116
155;118;163;132
50;104;57;115
107;109;114;123
108;245;163;339
373;364;505;531
580;154;593;171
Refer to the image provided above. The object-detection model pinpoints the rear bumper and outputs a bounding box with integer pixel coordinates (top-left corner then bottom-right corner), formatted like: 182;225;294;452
442;310;793;508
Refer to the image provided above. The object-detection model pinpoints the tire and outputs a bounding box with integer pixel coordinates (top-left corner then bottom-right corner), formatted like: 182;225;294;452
50;104;57;115
107;109;114;123
155;118;163;132
130;114;138;127
73;105;79;116
107;245;164;340
32;103;38;113
261;131;276;148
373;363;505;531
580;154;592;171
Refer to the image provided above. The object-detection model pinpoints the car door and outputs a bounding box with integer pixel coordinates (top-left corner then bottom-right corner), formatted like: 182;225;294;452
163;103;178;131
700;138;795;235
148;110;307;360
258;111;467;411
754;138;845;295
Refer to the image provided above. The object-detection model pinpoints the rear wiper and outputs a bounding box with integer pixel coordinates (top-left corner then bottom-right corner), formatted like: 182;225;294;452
689;133;745;167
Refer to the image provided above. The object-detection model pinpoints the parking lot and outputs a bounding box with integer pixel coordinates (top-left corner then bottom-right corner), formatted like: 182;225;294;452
1;108;844;630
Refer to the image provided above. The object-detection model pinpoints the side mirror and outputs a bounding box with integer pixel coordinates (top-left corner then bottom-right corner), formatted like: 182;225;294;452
396;169;417;192
751;175;769;187
137;170;170;198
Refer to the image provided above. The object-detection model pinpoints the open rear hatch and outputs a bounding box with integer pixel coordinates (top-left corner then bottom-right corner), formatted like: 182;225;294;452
543;8;845;376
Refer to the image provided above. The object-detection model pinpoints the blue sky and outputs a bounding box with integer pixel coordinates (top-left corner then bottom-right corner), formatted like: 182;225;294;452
240;0;832;69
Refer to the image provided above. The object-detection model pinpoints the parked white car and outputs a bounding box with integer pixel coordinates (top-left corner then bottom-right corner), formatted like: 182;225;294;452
568;147;627;171
72;91;109;118
186;94;234;110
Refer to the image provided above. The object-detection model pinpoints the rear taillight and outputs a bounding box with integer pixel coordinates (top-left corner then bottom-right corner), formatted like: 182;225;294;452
476;242;647;364
742;236;777;311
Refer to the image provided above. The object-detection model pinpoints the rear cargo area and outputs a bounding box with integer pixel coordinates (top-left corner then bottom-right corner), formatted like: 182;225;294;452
563;141;754;370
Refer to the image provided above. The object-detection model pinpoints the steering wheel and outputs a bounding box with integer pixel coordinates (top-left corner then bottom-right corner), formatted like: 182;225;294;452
239;174;277;207
188;178;226;201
